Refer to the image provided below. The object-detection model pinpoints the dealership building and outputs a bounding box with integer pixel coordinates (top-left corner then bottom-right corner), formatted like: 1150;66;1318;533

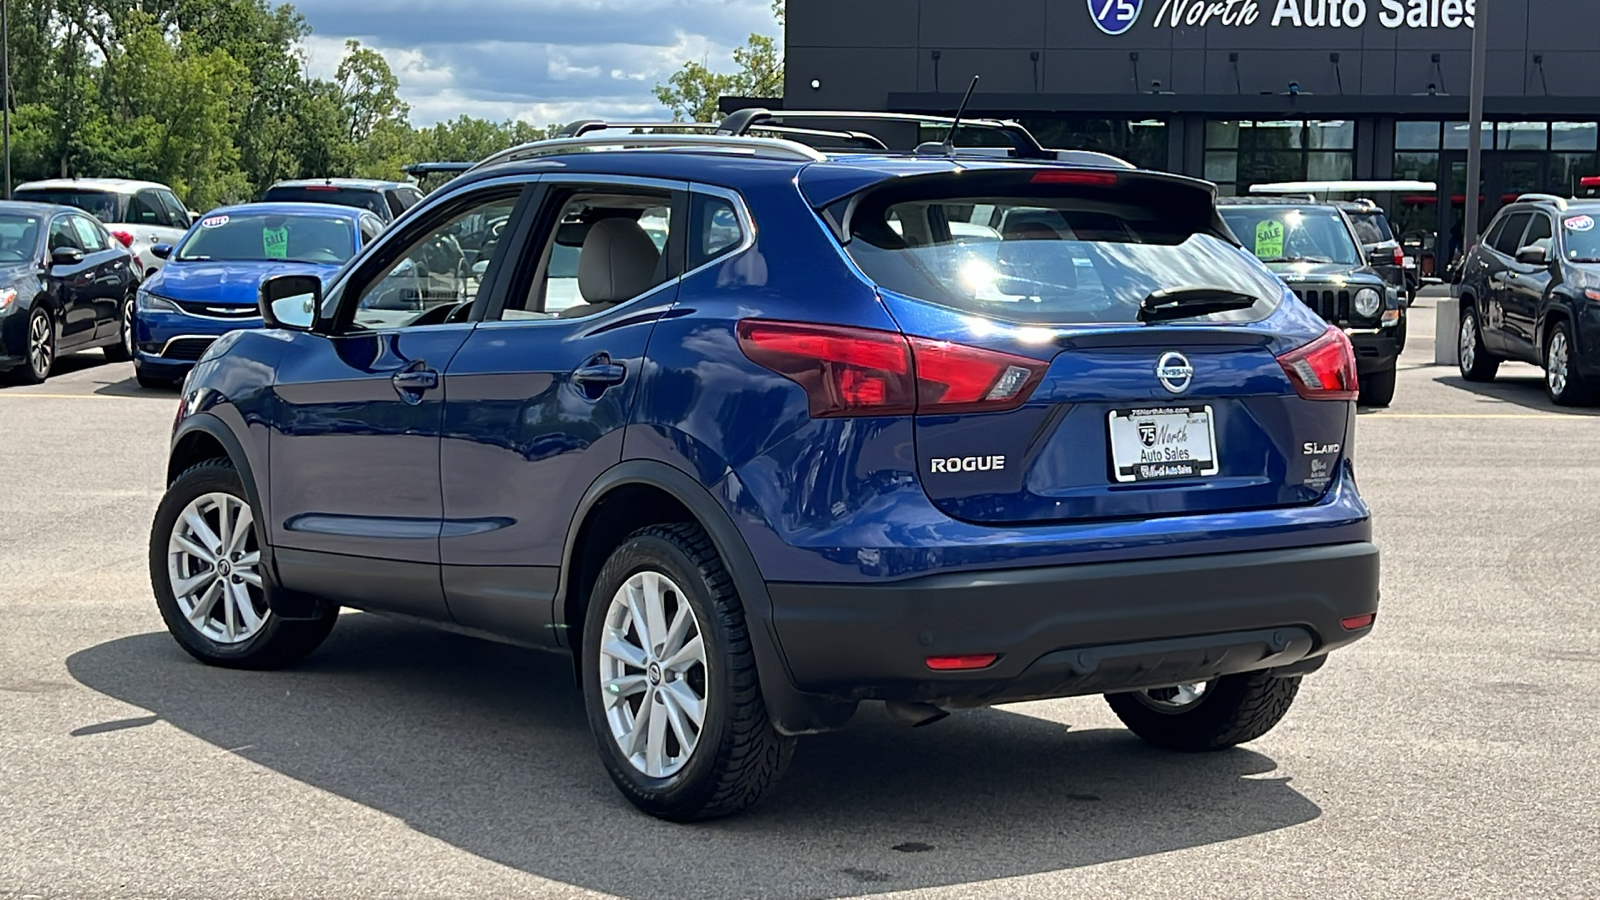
783;0;1600;252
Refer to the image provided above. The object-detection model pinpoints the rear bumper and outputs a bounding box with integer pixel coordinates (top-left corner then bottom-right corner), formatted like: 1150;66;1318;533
767;542;1379;707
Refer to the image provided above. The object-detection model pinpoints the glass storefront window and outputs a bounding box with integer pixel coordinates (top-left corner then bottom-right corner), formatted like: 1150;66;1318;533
1393;152;1440;183
1308;120;1354;150
1205;120;1240;149
1203;119;1355;192
1497;122;1549;151
1396;122;1443;150
1551;123;1598;151
1443;121;1494;150
1247;121;1304;150
1204;151;1238;184
1307;152;1354;180
1551;153;1599;194
1017;117;1168;171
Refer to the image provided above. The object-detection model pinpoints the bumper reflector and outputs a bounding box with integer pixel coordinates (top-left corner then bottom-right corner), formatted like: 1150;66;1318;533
926;654;999;671
1341;613;1376;631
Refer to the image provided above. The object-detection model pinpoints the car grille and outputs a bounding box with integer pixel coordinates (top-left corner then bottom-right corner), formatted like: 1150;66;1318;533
162;337;216;361
175;300;259;320
1293;288;1350;324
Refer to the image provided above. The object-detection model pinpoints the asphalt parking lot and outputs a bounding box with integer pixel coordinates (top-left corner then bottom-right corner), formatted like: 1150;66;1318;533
3;290;1598;900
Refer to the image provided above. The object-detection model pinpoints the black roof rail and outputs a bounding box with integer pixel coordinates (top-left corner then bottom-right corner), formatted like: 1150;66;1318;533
718;108;1057;160
557;120;723;138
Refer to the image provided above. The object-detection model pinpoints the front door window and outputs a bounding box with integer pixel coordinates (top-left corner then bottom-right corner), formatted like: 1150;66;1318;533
350;194;520;331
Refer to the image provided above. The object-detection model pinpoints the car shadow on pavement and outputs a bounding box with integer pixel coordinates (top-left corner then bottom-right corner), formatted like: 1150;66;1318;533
1431;371;1600;416
93;375;179;398
67;614;1322;899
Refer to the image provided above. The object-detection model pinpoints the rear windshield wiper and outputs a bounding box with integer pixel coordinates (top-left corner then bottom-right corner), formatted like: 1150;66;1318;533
1138;286;1259;324
1258;255;1334;264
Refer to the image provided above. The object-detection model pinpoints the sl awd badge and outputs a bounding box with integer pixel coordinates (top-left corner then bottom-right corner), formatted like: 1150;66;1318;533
1157;351;1194;394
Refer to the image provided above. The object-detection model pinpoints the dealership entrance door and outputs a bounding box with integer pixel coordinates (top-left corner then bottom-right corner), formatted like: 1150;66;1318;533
1432;151;1548;269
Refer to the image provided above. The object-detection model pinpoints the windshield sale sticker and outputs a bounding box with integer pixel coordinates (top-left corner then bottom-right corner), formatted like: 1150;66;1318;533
262;226;290;259
200;215;229;229
1254;220;1285;259
1565;216;1595;233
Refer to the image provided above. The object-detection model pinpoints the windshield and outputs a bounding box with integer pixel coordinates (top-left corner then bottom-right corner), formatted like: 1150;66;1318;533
0;213;42;263
261;186;389;218
845;194;1284;325
1346;212;1395;245
1220;206;1361;266
1561;214;1600;262
14;189;119;222
177;213;356;264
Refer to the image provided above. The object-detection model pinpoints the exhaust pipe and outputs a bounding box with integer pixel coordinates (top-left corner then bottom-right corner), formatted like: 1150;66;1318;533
885;701;950;728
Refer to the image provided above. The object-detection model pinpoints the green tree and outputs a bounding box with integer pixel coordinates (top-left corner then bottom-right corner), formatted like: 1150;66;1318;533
654;0;784;122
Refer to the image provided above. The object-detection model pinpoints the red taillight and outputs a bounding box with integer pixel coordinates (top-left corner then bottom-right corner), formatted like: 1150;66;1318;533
1277;325;1359;401
1031;169;1119;186
736;320;1049;418
926;654;999;671
1392;246;1405;266
1341;613;1376;631
305;185;341;192
737;320;915;417
1583;176;1600;188
110;230;134;248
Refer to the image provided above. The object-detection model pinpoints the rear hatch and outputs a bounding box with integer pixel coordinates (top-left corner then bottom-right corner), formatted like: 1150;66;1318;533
262;185;389;219
830;167;1355;525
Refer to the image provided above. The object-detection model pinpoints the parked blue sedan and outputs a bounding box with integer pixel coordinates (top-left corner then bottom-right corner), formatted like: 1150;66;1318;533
132;203;384;388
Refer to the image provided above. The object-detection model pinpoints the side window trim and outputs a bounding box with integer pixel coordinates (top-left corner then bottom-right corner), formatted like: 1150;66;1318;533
685;185;756;278
328;179;536;334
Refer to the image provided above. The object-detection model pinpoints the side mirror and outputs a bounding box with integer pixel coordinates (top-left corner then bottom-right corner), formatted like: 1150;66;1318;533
1516;245;1550;266
259;274;321;331
151;243;173;260
50;247;85;268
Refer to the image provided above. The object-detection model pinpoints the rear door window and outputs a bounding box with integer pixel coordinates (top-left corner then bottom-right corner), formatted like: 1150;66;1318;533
70;215;109;252
843;176;1283;326
129;191;174;227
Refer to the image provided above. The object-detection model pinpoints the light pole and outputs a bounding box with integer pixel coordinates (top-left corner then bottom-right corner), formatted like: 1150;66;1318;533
1463;0;1489;252
2;0;10;199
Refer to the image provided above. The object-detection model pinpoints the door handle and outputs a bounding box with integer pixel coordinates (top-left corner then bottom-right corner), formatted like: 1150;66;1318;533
388;366;438;390
573;357;627;387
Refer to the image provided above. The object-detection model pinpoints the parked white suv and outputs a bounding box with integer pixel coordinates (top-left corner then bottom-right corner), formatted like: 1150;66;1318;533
13;178;192;280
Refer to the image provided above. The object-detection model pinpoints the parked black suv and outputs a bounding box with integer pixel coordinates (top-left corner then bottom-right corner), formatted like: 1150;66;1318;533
1220;198;1406;407
1337;199;1418;306
1457;194;1600;405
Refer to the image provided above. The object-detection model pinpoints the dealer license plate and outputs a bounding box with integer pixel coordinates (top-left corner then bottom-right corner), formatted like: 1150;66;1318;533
1109;406;1220;483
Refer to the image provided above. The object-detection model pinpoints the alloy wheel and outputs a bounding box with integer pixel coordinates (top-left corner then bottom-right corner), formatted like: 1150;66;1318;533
1459;316;1477;373
166;492;268;645
28;312;52;379
121;300;136;359
1132;682;1210;713
1547;331;1570;398
598;569;708;778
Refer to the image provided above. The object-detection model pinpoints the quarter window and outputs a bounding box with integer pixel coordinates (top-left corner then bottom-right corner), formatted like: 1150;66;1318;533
690;195;745;268
350;193;520;331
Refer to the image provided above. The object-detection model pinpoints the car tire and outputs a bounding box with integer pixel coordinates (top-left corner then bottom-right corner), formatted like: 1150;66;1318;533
1458;307;1500;383
1358;365;1397;408
9;307;55;385
150;459;338;670
1543;319;1594;406
1105;671;1302;752
104;297;135;362
581;522;794;822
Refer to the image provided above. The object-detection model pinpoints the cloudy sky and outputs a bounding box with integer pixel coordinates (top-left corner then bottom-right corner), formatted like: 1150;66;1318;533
292;0;782;128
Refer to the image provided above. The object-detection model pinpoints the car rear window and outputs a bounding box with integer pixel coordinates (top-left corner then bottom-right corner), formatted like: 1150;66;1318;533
1347;212;1394;245
840;173;1284;326
14;189;120;223
178;212;356;264
262;187;389;219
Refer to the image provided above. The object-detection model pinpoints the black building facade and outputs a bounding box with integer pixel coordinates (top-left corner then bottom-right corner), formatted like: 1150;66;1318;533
785;0;1600;249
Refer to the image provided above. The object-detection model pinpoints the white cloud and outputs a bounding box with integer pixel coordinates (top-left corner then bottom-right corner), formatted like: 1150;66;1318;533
292;0;781;127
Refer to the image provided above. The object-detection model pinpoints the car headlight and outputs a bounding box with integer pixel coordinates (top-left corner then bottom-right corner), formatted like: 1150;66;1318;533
0;287;17;314
1354;288;1382;318
136;289;180;313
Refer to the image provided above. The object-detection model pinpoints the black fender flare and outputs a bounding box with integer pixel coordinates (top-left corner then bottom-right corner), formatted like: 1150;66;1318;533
170;413;325;620
1534;299;1574;360
558;459;857;735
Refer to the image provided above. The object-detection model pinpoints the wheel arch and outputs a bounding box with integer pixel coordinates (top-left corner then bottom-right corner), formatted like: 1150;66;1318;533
558;460;856;735
1537;301;1574;359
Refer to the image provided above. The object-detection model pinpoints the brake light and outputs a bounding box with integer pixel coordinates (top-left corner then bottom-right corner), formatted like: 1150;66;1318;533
736;320;1049;418
1031;169;1119;186
1341;613;1376;631
1392;246;1405;266
1277;325;1359;401
110;230;134;248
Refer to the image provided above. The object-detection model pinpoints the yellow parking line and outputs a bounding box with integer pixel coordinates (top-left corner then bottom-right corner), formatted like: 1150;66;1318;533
0;393;158;400
1364;413;1596;420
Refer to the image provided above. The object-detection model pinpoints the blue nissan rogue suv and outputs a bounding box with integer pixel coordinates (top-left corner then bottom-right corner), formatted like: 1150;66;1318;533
149;114;1380;821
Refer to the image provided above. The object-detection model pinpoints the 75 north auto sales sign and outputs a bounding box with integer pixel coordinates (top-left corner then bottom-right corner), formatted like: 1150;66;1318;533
1097;0;1479;32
